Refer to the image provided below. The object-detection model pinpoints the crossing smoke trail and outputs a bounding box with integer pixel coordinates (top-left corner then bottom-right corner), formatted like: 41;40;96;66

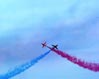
0;50;51;79
47;46;99;72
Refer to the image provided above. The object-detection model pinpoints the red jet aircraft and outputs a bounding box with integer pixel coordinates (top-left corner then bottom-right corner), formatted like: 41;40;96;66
41;42;58;49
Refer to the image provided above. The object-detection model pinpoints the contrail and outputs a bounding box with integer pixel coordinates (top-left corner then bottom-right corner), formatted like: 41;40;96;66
47;46;99;72
0;50;51;79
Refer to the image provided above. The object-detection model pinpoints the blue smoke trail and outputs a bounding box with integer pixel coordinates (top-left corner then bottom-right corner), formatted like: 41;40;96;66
0;50;51;79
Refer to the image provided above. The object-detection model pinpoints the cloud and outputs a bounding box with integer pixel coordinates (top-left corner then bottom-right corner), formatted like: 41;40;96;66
0;0;99;78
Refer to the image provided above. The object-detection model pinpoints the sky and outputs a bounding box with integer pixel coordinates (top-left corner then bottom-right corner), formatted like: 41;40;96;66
0;0;99;79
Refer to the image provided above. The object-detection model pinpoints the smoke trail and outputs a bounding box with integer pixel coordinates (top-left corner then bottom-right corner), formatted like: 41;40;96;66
1;50;51;79
47;46;99;72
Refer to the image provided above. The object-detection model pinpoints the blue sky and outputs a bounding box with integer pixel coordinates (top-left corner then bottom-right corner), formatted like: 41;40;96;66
0;0;99;79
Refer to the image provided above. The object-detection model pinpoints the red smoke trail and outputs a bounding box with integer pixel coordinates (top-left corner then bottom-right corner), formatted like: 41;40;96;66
47;46;99;72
